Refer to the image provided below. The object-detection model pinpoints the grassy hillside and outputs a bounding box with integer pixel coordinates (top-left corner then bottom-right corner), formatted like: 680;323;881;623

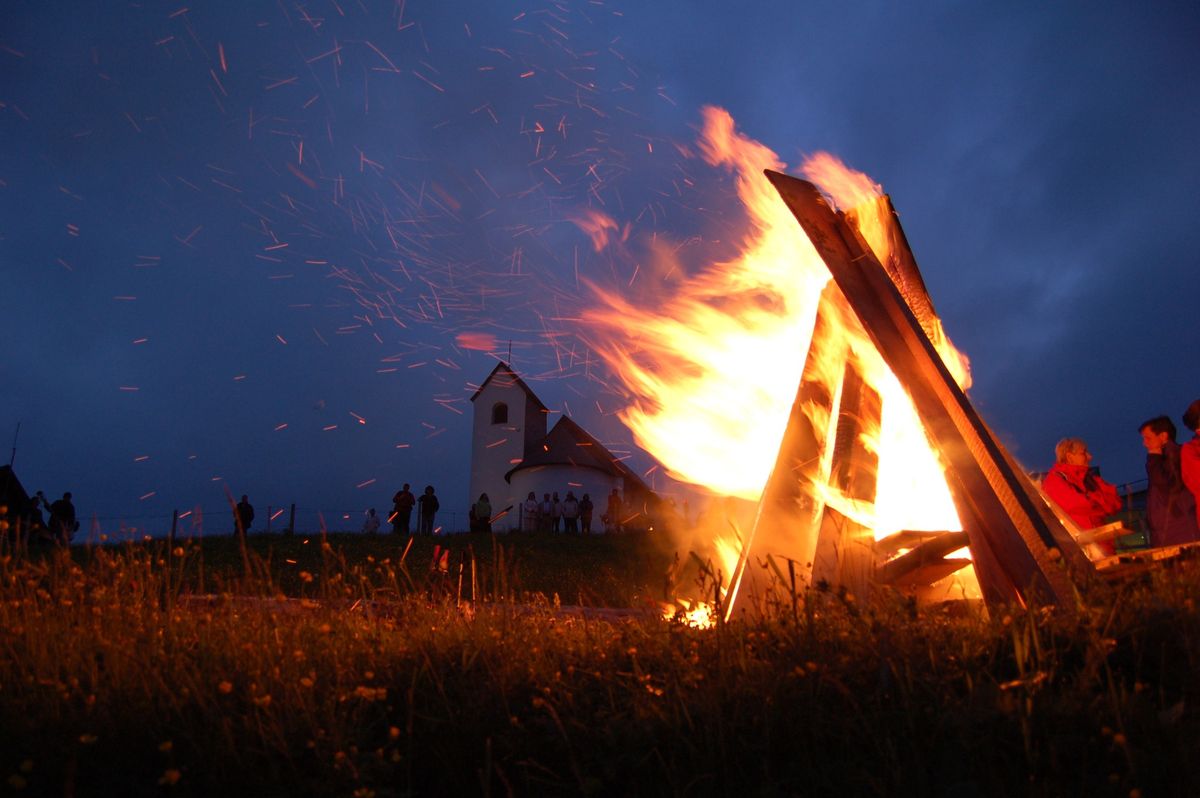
0;534;1196;796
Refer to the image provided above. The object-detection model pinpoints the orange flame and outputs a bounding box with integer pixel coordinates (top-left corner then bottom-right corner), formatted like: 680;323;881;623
587;107;976;598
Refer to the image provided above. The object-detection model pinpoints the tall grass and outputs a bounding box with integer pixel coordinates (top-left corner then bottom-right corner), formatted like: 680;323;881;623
0;537;1197;796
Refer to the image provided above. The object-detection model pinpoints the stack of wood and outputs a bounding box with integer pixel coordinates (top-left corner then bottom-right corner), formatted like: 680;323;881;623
728;172;1103;619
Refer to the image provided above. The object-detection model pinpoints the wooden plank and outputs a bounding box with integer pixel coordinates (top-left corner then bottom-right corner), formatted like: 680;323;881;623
875;529;957;557
877;531;969;585
845;195;940;341
812;362;880;598
724;287;842;618
1095;539;1200;570
889;559;971;589
764;169;1093;614
1073;521;1131;545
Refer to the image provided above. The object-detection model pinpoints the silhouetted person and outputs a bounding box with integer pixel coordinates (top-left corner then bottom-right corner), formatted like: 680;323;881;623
49;492;77;544
579;493;594;535
551;491;563;533
392;483;415;535
562;491;580;534
604;488;623;534
473;493;492;533
235;495;255;536
25;491;47;541
538;493;553;533
362;508;381;535
417;485;439;535
1139;416;1199;547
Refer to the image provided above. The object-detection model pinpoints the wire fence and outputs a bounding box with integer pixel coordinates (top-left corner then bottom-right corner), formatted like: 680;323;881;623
70;506;473;541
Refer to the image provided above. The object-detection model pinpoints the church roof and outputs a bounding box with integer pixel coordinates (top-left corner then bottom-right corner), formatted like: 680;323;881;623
505;415;651;494
469;361;547;411
0;465;31;507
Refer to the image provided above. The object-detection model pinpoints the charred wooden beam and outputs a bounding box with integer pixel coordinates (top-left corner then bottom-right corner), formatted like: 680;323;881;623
812;362;880;598
845;195;939;341
763;169;1094;614
876;531;969;586
724;286;842;619
875;529;958;557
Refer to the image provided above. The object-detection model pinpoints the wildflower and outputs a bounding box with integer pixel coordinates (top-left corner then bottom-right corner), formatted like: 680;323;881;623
78;734;98;745
173;547;184;557
388;727;401;740
157;769;182;786
158;741;173;753
218;681;233;695
252;695;272;708
300;677;314;688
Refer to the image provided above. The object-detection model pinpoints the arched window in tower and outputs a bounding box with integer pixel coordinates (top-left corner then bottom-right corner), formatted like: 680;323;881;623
491;402;509;425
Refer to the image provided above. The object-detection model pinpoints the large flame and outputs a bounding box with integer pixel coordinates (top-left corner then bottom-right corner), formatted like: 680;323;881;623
585;107;977;600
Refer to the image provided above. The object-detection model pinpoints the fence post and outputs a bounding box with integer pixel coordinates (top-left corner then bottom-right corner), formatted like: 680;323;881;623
287;503;296;536
169;509;178;550
267;505;272;534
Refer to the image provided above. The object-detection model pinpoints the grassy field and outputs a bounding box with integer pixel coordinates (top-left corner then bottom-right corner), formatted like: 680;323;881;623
0;532;1198;796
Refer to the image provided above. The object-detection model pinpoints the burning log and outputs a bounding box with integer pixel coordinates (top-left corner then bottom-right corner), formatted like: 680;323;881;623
844;196;941;349
876;531;969;588
725;286;839;616
812;362;881;598
760;169;1094;613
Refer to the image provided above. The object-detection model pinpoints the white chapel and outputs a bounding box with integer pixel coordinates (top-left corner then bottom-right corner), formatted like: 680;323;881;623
467;362;656;531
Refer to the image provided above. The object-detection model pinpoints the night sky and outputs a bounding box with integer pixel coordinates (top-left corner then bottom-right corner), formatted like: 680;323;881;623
3;1;1198;535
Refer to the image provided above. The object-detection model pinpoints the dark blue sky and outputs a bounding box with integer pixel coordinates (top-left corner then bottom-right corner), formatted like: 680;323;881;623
3;0;1198;534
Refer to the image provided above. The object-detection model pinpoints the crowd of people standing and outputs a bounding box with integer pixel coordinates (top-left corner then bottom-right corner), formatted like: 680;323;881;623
516;488;624;534
1043;398;1200;554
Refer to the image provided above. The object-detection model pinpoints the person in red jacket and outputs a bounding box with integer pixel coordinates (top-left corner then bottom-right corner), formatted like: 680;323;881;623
1182;399;1200;528
1043;437;1123;555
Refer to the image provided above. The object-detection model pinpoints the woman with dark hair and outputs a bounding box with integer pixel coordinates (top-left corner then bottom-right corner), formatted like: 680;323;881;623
1182;399;1200;528
1139;416;1199;546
